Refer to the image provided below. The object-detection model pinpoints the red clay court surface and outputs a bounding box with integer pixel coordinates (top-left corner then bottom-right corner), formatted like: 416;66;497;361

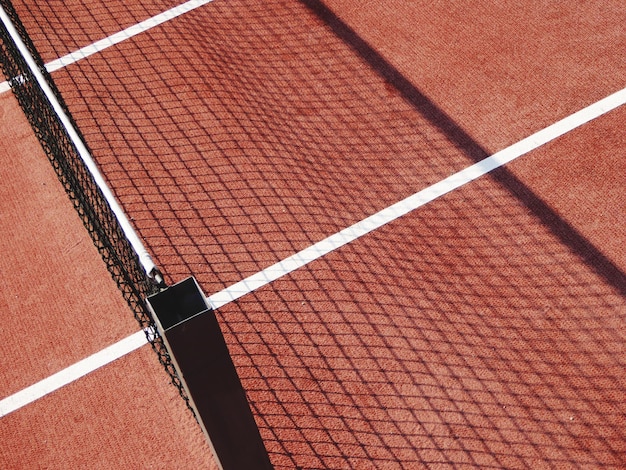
1;0;624;469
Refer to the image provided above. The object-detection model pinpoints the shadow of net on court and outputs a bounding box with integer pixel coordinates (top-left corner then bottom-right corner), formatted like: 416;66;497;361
224;176;625;468
3;0;625;468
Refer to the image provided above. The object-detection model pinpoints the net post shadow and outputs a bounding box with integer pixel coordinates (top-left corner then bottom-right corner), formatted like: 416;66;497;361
146;277;273;470
301;0;626;296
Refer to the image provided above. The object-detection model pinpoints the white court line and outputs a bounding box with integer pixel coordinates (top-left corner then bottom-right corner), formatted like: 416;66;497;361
207;87;626;309
1;88;624;416
0;0;215;94
0;331;148;418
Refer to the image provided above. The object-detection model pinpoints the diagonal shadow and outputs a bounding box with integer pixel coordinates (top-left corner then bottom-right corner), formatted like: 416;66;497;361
300;0;626;297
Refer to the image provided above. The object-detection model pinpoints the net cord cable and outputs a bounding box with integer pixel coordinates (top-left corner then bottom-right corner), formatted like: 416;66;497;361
0;4;163;286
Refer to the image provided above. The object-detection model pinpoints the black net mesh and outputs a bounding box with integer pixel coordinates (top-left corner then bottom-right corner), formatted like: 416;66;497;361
1;0;624;468
0;0;193;414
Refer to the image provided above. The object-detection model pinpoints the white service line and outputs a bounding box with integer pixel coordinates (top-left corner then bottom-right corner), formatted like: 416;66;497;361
0;331;148;417
2;87;624;417
0;0;215;94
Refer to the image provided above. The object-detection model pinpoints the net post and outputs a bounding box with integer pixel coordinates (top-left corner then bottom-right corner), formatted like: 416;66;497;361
146;277;273;470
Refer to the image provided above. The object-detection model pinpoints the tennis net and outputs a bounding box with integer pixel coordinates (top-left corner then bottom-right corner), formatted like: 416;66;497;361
0;0;193;413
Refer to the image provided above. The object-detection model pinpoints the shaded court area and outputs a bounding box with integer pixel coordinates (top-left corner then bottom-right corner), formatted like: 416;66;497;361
1;0;625;468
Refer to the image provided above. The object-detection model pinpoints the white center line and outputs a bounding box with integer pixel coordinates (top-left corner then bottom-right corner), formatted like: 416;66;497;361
1;89;623;415
0;0;215;94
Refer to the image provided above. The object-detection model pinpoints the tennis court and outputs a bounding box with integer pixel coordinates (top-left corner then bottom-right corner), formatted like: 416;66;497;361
1;0;624;468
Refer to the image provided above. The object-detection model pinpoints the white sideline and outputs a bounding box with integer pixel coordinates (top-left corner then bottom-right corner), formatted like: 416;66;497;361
0;0;214;94
1;87;624;417
0;331;148;418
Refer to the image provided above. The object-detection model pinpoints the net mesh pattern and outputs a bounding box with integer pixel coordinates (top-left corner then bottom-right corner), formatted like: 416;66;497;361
0;0;193;414
1;0;625;468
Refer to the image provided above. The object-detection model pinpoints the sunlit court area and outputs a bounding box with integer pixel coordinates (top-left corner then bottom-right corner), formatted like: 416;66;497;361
1;0;624;468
